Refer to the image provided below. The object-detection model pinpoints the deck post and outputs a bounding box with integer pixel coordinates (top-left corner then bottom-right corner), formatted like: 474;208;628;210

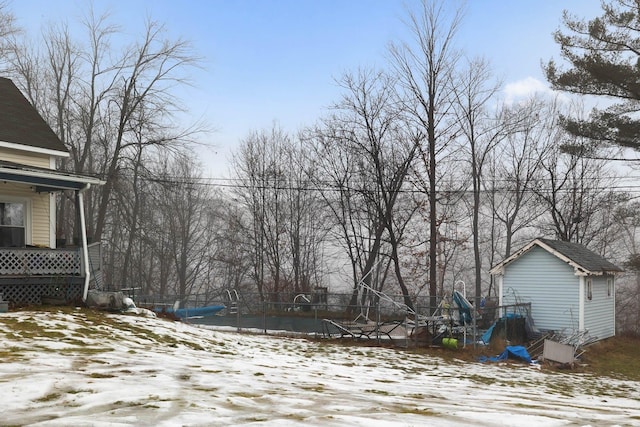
78;184;92;302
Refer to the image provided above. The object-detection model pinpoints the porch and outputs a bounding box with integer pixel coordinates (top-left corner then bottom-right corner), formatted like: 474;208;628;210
0;242;102;305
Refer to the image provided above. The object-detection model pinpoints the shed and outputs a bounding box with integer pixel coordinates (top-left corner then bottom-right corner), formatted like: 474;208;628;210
489;238;623;341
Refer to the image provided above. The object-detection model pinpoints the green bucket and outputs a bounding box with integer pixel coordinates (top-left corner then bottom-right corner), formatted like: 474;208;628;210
442;337;458;349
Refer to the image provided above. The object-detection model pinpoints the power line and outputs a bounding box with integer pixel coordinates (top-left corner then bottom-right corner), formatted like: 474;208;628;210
141;174;640;195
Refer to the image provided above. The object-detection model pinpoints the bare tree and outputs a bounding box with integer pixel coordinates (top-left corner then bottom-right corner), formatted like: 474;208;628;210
487;97;556;261
93;18;200;241
0;2;18;66
207;199;253;299
154;152;213;306
5;7;201;244
535;121;617;246
612;200;640;333
232;124;329;304
389;0;462;312
307;68;420;311
281;135;329;295
451;57;509;304
232;125;285;301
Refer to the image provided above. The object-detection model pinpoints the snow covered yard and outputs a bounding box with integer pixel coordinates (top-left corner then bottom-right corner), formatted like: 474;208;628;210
1;309;639;426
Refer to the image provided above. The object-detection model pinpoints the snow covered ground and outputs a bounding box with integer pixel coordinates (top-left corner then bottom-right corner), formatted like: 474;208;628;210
1;308;639;427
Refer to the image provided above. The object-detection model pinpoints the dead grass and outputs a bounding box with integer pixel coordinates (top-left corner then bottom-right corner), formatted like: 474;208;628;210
576;334;640;381
2;307;639;381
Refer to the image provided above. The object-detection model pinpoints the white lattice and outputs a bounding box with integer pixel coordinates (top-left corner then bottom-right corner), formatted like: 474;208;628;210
0;248;80;275
0;281;83;305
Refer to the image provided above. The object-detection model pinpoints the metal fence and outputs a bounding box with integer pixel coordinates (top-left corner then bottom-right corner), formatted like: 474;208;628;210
149;289;533;348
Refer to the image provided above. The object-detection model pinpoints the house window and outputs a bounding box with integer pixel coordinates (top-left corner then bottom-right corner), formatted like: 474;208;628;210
0;202;25;247
607;278;613;298
586;278;592;301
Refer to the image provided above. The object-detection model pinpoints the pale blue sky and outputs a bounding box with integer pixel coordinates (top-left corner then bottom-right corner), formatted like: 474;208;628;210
9;1;604;175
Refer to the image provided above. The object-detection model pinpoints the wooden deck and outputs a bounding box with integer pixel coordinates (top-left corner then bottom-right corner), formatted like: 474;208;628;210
0;243;102;305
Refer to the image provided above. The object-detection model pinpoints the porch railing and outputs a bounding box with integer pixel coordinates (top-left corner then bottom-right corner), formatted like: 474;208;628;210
0;242;101;276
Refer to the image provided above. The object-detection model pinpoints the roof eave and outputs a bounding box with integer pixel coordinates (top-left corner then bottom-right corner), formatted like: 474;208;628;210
0;164;104;192
489;240;539;275
490;238;624;276
0;140;69;158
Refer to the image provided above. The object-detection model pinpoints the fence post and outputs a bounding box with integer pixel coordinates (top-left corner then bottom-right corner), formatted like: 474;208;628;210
236;299;240;333
314;304;318;338
263;300;267;334
376;301;381;344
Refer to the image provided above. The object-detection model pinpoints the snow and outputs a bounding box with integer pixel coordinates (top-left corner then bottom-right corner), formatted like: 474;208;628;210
1;309;639;426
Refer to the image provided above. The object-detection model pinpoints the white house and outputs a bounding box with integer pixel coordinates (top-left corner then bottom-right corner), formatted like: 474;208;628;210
0;77;104;305
490;238;623;341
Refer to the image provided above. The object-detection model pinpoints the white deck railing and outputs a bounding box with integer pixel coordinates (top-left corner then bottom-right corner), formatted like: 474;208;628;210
0;243;101;276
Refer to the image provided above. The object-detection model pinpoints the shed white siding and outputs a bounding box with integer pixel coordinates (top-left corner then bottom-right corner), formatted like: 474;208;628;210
502;246;580;333
584;275;615;339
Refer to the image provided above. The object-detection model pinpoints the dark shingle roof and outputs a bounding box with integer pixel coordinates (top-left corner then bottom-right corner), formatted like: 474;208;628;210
537;238;623;273
0;77;67;154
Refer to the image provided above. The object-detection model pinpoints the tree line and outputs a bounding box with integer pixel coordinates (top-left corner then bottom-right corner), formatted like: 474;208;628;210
1;1;639;333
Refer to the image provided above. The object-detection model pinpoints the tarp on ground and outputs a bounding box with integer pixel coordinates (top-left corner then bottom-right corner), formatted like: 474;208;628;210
478;345;532;364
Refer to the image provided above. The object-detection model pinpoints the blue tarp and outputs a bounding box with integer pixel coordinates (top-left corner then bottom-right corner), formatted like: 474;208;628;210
481;323;495;344
478;345;532;364
481;313;524;344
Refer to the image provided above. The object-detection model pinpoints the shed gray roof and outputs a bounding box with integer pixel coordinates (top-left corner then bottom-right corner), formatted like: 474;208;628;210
537;238;623;273
490;238;624;276
0;77;68;155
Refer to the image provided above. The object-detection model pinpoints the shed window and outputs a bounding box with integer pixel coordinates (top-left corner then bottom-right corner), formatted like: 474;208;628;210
586;278;592;301
0;202;25;247
607;278;613;298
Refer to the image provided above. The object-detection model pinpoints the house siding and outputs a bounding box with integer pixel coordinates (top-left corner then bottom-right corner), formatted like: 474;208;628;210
584;275;615;339
0;181;51;247
0;147;51;168
502;246;580;333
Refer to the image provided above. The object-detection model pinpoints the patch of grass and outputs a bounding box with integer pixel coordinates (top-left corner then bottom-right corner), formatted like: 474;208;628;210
66;388;92;395
544;381;576;397
0;347;26;361
112;400;145;408
300;384;325;393
231;391;262;399
466;373;497;385
245;416;269;422
395;406;437;416
59;347;112;355
365;389;391;396
193;386;219;393
578;335;640;381
35;392;61;402
282;413;308;421
88;372;115;379
2;332;22;340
